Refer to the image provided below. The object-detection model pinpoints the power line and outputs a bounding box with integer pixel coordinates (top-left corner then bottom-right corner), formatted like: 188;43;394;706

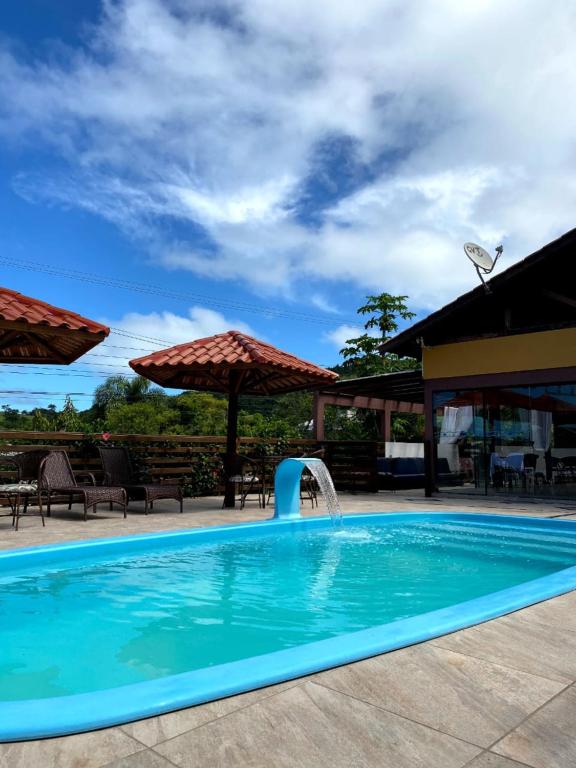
0;257;352;327
108;327;175;345
0;368;138;379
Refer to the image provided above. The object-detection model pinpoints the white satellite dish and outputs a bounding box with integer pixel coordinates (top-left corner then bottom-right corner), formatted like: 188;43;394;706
464;242;493;271
464;242;503;292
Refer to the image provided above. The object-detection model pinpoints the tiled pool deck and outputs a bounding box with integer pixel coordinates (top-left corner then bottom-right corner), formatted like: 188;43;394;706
1;492;576;768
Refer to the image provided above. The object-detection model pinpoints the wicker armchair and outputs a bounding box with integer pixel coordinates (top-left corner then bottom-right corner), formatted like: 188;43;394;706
98;446;183;514
3;449;48;513
39;451;127;520
1;450;49;530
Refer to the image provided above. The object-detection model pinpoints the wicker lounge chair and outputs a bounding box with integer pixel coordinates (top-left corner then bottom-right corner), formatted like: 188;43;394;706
39;450;127;520
98;446;183;514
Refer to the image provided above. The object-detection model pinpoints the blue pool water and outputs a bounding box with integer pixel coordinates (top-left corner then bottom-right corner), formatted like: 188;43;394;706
2;515;576;706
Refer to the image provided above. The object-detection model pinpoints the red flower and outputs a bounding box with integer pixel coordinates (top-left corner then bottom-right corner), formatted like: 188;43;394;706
102;432;111;442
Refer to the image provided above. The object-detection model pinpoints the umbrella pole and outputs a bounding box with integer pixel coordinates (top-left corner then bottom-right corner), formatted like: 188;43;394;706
223;390;239;508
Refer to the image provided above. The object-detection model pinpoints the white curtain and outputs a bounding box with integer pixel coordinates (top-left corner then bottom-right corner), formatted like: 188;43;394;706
530;410;552;451
439;406;474;444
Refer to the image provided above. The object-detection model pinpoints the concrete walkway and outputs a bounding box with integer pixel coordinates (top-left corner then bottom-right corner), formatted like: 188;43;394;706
1;492;575;768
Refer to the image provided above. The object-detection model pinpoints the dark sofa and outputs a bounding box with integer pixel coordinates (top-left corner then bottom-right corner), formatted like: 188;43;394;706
377;457;463;491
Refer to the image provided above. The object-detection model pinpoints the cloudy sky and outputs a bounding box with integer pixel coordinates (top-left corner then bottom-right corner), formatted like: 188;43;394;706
1;0;576;407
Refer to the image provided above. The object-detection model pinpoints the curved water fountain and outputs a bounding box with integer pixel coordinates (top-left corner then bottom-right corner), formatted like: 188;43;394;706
273;457;342;523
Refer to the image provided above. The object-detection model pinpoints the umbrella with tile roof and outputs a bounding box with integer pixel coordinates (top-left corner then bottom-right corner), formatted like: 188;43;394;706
129;330;338;507
0;286;109;365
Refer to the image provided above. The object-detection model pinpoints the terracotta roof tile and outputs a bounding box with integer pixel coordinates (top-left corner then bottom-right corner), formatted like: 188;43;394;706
0;287;109;335
130;331;338;395
0;286;109;364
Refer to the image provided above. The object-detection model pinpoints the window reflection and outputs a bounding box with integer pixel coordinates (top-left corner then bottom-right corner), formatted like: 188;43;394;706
433;383;576;499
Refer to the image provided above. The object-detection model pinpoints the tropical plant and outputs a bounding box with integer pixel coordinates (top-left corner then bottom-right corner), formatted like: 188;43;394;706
338;293;419;377
57;395;82;431
182;453;222;497
93;375;165;417
105;401;181;435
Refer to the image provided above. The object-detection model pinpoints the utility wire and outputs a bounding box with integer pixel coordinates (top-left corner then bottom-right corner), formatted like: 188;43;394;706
0;257;351;327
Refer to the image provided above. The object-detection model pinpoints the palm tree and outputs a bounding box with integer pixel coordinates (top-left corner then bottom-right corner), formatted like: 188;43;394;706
93;375;164;417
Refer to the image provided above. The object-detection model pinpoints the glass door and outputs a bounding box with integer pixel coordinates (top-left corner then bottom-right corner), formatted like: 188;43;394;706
433;389;485;495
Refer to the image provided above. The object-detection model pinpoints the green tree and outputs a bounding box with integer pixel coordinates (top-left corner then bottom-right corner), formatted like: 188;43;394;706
32;408;56;431
105;401;181;435
324;292;423;441
0;405;33;430
57;395;82;431
173;392;228;435
338;293;418;377
270;391;313;436
93;375;165;417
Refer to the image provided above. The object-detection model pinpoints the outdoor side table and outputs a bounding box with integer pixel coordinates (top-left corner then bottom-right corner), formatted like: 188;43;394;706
0;483;44;531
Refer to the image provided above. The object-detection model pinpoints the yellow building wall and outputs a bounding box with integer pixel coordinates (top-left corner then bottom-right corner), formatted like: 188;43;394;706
422;327;576;380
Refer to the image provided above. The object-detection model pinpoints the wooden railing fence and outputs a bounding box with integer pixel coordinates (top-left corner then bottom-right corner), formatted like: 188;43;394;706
0;431;381;498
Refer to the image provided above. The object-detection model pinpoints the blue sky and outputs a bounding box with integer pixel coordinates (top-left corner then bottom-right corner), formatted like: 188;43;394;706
1;0;576;410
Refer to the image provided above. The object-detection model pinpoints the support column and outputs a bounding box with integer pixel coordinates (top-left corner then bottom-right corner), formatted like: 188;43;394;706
313;392;326;440
223;377;240;508
424;382;436;497
382;404;392;444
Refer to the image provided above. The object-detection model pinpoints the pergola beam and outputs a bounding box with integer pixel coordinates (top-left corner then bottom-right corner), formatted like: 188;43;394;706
312;391;424;440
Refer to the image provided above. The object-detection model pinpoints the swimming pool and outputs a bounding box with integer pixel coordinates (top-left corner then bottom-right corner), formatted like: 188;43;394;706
1;512;576;740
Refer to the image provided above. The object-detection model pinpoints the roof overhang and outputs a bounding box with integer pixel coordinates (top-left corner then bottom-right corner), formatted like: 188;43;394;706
381;227;576;360
317;369;424;404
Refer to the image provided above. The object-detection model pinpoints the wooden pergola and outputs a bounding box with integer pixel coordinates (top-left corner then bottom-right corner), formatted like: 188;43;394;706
313;370;424;441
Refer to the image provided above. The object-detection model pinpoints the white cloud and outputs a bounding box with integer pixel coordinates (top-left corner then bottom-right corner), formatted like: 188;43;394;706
324;324;363;350
310;293;340;314
108;306;255;346
2;0;576;309
323;323;380;349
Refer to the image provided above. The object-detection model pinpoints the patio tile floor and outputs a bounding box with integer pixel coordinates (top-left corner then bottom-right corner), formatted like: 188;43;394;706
153;682;481;768
492;683;576;768
432;614;576;683
311;644;564;748
465;754;533;768
1;491;576;767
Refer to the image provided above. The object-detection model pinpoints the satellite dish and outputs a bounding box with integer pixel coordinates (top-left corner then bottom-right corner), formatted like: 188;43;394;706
464;242;493;271
464;242;503;292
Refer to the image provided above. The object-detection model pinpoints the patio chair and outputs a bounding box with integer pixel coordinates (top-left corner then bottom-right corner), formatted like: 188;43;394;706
300;448;323;507
39;450;127;520
5;449;49;512
225;454;264;508
98;446;183;514
0;450;49;530
265;449;322;508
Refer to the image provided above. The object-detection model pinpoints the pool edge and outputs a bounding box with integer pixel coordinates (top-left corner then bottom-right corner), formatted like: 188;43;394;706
2;511;576;742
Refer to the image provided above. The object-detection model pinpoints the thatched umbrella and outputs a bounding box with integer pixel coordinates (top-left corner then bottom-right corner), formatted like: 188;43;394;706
129;330;338;507
0;286;109;364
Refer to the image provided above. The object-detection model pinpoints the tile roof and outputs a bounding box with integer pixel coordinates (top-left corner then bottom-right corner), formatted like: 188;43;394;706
0;286;109;365
130;331;338;394
0;287;109;335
